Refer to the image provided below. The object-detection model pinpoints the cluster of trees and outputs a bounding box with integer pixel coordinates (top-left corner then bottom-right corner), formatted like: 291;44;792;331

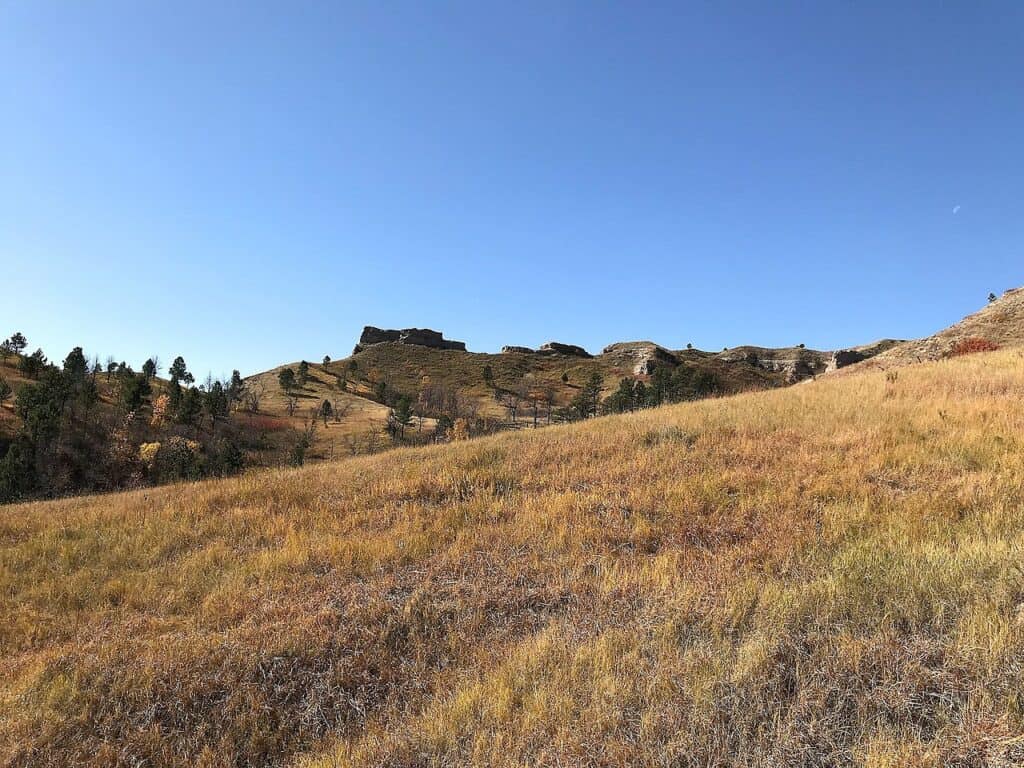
483;362;719;425
0;333;247;503
602;364;719;414
494;376;559;425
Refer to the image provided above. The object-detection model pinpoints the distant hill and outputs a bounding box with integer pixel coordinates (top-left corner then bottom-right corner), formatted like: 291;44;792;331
239;324;905;460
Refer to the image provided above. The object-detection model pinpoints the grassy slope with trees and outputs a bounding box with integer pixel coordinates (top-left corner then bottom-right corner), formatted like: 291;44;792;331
0;328;784;504
3;346;1024;766
0;336;250;503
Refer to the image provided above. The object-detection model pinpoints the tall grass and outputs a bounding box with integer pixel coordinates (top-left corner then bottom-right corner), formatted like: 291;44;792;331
3;350;1024;766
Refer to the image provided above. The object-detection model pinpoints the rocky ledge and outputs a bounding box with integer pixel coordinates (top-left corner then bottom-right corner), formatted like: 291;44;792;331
353;327;467;354
537;342;592;358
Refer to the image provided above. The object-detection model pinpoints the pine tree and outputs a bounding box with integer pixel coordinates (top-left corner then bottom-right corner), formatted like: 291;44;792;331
7;332;27;356
278;368;297;393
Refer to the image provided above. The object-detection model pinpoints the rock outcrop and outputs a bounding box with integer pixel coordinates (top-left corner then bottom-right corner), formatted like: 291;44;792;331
716;346;829;383
601;341;678;376
537;342;591;358
354;327;467;354
501;345;535;354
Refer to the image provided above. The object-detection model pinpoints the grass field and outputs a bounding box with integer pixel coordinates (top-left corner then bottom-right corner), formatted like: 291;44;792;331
3;348;1024;766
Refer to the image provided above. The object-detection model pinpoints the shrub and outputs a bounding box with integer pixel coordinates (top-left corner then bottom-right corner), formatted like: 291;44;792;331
249;416;289;432
949;337;999;357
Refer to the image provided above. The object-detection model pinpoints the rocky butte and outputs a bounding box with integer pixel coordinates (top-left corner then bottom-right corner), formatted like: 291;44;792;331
353;326;467;354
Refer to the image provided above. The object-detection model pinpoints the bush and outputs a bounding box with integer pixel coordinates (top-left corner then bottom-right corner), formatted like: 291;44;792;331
149;437;202;483
949;337;999;357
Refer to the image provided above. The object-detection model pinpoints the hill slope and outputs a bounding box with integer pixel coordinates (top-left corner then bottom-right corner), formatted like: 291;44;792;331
845;287;1024;371
3;347;1024;766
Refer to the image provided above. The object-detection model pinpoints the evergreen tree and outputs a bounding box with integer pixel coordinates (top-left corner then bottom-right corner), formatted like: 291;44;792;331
0;439;35;503
602;378;635;414
203;380;229;427
62;347;88;383
168;356;193;385
569;373;604;420
0;376;11;408
387;396;413;439
297;360;310;385
120;374;151;412
19;349;48;380
176;387;203;426
7;332;27;356
227;370;245;405
278;368;297;393
168;377;183;409
142;358;157;379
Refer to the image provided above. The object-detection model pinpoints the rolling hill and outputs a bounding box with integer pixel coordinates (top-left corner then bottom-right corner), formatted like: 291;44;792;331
3;338;1024;765
243;326;893;460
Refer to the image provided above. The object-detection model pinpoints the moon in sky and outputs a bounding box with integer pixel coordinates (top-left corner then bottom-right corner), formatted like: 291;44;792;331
953;205;961;214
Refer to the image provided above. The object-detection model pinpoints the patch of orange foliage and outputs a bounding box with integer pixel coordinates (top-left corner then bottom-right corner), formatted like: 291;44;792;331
949;336;999;356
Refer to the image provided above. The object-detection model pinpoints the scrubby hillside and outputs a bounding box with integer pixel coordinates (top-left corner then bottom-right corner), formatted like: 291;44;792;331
329;340;786;421
3;347;1024;766
848;287;1024;371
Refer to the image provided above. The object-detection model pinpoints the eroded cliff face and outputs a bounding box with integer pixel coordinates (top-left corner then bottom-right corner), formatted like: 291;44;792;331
353;327;467;354
714;346;827;383
350;326;896;382
601;342;678;375
715;340;898;383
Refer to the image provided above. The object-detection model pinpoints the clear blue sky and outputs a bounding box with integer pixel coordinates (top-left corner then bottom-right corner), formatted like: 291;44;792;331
3;2;1023;378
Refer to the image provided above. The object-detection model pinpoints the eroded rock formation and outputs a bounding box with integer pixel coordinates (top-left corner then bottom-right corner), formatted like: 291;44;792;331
537;342;592;358
602;341;678;376
354;327;467;354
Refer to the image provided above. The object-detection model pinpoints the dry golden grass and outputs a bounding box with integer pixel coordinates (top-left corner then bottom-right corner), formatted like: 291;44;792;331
3;349;1024;766
240;363;395;461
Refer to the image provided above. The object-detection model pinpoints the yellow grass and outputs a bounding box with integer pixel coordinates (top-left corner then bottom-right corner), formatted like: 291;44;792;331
240;363;395;461
3;349;1024;766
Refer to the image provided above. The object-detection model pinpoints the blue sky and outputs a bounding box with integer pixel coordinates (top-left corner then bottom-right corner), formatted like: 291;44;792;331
3;2;1023;378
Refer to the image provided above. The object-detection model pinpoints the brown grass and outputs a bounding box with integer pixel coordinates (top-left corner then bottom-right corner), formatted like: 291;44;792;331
3;350;1024;766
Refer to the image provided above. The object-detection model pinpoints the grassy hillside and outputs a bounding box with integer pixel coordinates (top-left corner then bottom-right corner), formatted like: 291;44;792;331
239;363;394;462
4;349;1024;765
328;341;786;420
